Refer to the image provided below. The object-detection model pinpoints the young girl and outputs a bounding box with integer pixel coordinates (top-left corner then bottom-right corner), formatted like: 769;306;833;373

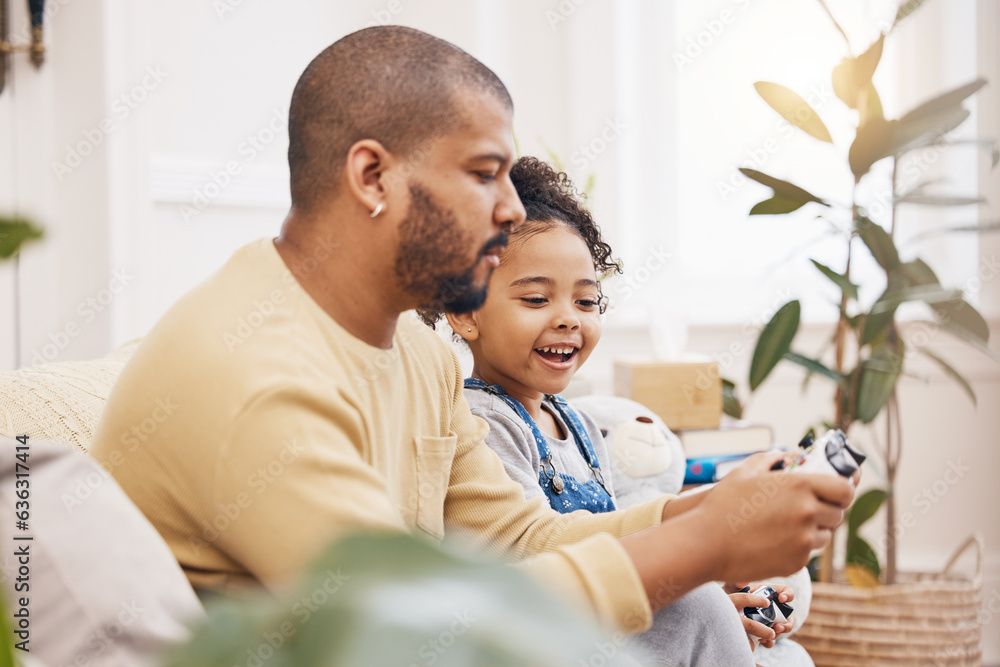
445;156;793;665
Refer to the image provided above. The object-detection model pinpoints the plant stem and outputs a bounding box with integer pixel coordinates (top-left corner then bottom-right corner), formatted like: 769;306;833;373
821;192;858;585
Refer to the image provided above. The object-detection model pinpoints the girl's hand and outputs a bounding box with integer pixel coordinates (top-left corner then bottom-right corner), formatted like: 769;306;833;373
726;583;795;650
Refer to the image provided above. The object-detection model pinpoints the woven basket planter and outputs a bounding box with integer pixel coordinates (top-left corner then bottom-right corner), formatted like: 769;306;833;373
796;535;983;667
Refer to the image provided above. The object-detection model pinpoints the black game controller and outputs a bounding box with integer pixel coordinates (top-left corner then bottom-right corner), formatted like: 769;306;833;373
741;585;794;648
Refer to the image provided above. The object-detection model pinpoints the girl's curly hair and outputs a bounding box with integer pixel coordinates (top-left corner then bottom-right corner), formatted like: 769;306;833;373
507;156;620;278
418;156;620;328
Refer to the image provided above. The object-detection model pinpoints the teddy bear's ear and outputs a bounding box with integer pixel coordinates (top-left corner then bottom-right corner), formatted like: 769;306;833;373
612;417;673;479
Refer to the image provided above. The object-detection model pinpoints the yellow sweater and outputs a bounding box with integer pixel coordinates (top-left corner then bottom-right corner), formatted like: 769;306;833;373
90;237;668;633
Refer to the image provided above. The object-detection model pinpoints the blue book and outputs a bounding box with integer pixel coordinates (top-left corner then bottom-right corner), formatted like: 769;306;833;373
684;452;759;485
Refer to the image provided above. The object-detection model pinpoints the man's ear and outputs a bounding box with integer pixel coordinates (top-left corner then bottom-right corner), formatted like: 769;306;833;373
445;312;479;342
344;139;393;216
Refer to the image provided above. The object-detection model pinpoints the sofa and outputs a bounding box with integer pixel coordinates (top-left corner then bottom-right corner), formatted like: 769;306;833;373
0;341;203;667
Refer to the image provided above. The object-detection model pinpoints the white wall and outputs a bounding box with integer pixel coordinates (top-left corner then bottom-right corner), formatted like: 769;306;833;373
2;0;998;661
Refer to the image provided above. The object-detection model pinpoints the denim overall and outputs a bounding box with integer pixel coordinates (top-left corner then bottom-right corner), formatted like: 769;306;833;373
465;378;616;514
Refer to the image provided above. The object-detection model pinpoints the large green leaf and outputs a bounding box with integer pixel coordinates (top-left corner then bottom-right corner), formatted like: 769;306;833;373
739;169;828;208
750;300;801;390
810;259;859;300
919;348;977;406
0;217;44;259
847;535;882;578
832;34;884;110
848;488;887;535
856;347;902;423
754;81;833;143
855;216;900;271
783;351;846;385
750;194;810;216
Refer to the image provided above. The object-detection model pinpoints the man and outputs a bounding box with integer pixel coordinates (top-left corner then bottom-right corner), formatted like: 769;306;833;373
91;26;853;638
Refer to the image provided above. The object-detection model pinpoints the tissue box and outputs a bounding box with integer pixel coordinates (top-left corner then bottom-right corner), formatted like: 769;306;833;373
613;360;722;431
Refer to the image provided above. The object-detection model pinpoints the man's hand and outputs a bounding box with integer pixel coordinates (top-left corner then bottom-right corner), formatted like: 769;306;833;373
723;451;787;483
695;470;854;584
620;465;853;613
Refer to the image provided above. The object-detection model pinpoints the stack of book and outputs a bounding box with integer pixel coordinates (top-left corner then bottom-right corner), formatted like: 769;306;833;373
677;421;774;485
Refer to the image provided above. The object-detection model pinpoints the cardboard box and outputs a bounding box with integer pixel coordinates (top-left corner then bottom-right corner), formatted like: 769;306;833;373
613;360;722;431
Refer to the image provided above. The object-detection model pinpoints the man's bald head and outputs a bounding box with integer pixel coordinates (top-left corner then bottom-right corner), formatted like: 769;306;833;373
287;26;512;215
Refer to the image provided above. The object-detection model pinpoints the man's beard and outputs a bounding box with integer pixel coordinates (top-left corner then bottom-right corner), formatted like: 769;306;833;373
395;183;507;316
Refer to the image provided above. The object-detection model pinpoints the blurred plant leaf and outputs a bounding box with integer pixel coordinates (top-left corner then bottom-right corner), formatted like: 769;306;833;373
811;258;859;300
900;257;939;286
783;351;846;384
894;108;971;155
918;319;1000;362
848;488;886;534
750;300;801;390
849;116;898;179
906;220;1000;245
750;194;810;216
832;34;884;110
849;78;983;178
930;297;990;345
896;194;984;207
846;543;882;582
892;0;928;30
722;378;743;419
856;346;902;423
898;78;986;128
855;216;900;271
0;583;16;667
0;217;44;259
168;532;634;667
860;82;884;125
918;348;977;405
754;81;833;143
740;169;829;216
868;285;964;313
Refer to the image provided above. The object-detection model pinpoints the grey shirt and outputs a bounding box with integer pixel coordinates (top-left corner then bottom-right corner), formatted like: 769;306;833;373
464;387;615;505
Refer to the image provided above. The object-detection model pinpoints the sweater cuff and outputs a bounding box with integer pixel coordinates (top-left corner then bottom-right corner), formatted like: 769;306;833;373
517;533;652;635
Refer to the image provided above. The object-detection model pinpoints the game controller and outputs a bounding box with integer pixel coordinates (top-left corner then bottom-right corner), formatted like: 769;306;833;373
741;585;794;648
773;428;865;481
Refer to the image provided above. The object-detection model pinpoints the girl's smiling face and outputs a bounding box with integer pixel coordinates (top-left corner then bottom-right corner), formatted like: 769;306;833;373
465;222;603;400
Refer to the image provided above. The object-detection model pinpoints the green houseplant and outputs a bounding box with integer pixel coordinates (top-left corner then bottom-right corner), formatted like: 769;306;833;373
742;0;996;589
739;3;993;662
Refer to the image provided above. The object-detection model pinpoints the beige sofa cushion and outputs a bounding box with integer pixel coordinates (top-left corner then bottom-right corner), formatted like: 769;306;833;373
0;438;203;666
0;341;140;453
